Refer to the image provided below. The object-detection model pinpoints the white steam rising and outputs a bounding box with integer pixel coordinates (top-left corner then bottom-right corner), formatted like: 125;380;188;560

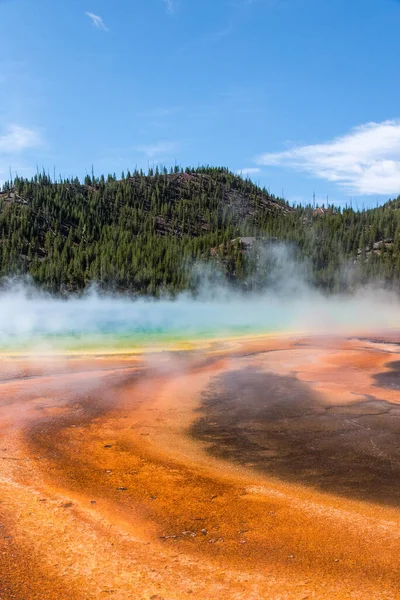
0;284;399;352
0;245;399;352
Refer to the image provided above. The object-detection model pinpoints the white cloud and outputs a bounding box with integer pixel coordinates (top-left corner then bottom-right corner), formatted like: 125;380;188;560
0;124;42;187
0;124;41;154
163;0;175;13
257;120;400;196
85;11;109;31
136;141;178;159
236;167;260;177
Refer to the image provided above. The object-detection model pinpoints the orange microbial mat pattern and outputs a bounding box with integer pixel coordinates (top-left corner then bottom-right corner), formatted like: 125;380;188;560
0;334;399;599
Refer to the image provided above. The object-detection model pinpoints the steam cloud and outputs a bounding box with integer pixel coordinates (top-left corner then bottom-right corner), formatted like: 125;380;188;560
0;268;399;354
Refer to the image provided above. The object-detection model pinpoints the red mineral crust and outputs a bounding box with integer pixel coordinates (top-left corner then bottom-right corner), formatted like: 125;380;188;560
0;335;399;599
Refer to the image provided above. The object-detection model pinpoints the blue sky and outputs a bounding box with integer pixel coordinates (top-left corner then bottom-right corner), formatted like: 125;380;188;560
1;0;400;206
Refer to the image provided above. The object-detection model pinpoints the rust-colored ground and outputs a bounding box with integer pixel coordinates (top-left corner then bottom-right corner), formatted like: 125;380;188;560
0;335;399;599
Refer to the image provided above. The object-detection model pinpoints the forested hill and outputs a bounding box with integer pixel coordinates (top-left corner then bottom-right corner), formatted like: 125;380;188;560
1;166;400;295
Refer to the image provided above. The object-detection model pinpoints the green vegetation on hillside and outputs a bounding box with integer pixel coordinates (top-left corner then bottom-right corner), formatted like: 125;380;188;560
1;166;400;294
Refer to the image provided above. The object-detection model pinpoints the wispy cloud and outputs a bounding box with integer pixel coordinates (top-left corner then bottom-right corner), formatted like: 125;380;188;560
135;141;178;161
0;124;41;154
257;120;400;196
0;124;42;186
163;0;175;13
85;11;109;31
236;167;261;177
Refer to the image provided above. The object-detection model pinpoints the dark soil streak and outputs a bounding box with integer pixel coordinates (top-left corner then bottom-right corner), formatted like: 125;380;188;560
375;360;400;390
191;367;400;506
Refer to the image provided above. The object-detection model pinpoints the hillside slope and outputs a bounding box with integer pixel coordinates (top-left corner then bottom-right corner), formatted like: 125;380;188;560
1;166;400;294
0;167;291;294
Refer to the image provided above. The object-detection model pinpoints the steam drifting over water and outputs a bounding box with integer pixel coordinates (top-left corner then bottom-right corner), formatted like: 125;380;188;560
0;245;398;352
0;283;399;353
